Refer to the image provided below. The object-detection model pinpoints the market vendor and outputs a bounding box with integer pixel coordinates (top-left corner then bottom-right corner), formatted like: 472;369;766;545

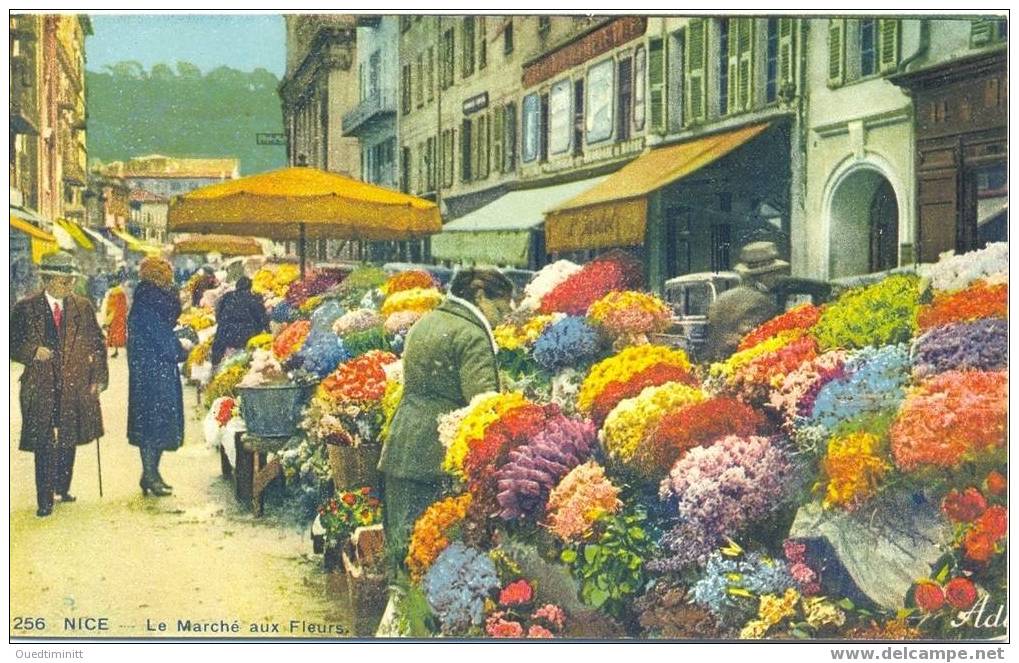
210;276;270;366
378;268;515;578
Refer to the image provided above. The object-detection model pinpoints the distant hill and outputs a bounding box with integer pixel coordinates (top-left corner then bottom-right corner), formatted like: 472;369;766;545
85;61;286;176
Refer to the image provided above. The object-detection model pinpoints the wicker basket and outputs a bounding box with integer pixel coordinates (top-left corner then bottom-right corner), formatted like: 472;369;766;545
327;443;382;492
342;541;388;637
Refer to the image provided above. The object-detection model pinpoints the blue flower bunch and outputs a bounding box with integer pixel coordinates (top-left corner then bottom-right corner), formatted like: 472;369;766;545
532;316;600;372
805;344;910;434
689;551;795;626
911;318;1008;378
291;329;349;378
309;299;345;333
423;542;499;634
271;300;297;323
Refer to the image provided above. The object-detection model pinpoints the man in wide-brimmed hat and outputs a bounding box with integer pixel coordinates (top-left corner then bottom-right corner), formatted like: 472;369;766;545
10;251;108;517
704;241;792;362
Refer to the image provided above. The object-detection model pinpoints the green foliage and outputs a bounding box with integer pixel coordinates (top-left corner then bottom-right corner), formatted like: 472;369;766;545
811;275;922;351
86;62;285;175
560;507;655;620
343;326;392;357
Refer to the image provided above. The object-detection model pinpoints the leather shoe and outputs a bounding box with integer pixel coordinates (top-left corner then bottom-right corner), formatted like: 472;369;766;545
37;506;53;517
58;493;76;503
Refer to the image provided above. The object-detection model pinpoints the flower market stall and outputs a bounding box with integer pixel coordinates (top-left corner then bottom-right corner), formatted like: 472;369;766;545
190;243;1007;641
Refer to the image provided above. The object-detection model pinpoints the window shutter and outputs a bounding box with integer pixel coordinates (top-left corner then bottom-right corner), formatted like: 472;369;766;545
778;18;795;90
684;18;707;123
492;106;504;176
648;38;666;133
737;18;754;112
970;18;996;47
877;19;900;73
827;19;845;87
725;19;739;115
504;103;517;172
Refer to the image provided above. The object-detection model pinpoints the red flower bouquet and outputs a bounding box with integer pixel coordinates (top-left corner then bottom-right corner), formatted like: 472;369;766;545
890;370;1007;472
739;304;822;351
499;579;535;607
539;252;643;316
589;363;697;425
272;320;311;360
941;488;988;523
215;397;236;426
943;577;978;610
319;350;399;404
918;281;1007;331
641;397;766;475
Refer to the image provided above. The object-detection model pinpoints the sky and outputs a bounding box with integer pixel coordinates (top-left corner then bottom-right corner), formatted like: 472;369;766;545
86;14;286;77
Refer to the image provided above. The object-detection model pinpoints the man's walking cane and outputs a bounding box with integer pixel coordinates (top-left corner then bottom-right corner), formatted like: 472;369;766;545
96;437;104;497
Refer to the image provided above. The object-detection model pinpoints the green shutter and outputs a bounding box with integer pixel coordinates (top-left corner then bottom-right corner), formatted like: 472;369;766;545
504;103;516;172
725;19;739;115
492;106;504;176
737;18;754;112
778;18;795;91
878;19;900;73
685;18;707;123
828;19;845;87
970;18;996;47
648;38;666;133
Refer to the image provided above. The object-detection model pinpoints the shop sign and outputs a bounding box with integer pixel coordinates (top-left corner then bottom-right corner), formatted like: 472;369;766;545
462;92;489;115
522;17;647;88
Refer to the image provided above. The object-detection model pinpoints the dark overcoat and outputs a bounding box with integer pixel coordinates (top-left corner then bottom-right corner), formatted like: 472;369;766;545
379;298;500;480
211;288;269;365
10;292;108;451
127;280;187;450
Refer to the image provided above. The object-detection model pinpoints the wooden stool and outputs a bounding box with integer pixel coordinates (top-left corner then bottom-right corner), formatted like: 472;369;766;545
235;433;285;516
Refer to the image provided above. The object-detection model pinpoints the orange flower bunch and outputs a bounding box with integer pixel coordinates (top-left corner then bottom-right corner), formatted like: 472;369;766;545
918;280;1007;331
319;350;399;404
383;269;437;295
406;493;472;581
820;432;890;510
272;320;311;360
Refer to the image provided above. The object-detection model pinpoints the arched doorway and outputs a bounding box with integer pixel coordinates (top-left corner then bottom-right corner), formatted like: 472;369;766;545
828;167;900;278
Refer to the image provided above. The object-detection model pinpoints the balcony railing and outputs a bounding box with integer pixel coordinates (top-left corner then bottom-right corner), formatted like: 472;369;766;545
342;88;397;134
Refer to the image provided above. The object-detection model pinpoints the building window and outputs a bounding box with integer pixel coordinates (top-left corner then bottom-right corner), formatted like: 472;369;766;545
426;47;435;101
718;20;730;115
426;136;437;190
585;59;614;144
504;20;514;55
442;128;455;187
616;56;632;141
633;45;646;131
415;53;424;107
462;17;476;78
503;102;517;172
477;114;490;179
766;18;779;102
538;16;551;40
479;17;487;69
573;79;584;156
860;19;876;77
461;119;473;182
540;92;550;162
441;29;454;89
401;64;411;114
549;79;572;155
521;93;539;163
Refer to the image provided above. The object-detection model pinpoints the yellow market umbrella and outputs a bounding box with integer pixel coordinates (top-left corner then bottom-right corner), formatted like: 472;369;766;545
10;211;59;263
110;227;164;255
166;166;442;275
56;218;95;251
173;233;263;256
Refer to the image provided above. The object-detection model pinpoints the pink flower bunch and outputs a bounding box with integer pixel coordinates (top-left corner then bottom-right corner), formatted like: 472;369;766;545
767;351;848;426
484;603;567;639
531;604;566;631
784;539;821;596
384;310;423;335
545;461;622;542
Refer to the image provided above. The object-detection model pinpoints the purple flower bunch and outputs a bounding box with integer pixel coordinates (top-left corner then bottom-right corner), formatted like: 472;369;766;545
658;435;794;560
911;318;1008;378
532;316;601;372
495;415;597;520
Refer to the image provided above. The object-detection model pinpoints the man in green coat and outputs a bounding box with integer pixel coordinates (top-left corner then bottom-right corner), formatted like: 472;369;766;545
379;268;515;576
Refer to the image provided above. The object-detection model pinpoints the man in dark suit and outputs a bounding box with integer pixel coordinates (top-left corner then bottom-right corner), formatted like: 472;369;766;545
10;251;108;517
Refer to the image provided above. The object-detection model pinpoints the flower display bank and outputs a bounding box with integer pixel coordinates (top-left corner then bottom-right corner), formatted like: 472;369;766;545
195;245;1006;641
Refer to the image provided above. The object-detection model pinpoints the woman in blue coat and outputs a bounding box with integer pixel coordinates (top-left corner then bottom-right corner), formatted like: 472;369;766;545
127;256;187;496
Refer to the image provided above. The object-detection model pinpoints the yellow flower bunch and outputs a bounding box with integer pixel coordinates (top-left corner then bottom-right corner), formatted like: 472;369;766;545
708;330;802;380
587;290;671;335
379;379;404;443
802;597;846;629
821;431;889;510
380;287;443;317
252;264;301;298
179;307;215;332
298;294;324;315
406;493;472;581
600;382;704;464
184;339;212;376
739;588;801;639
578;345;692;413
442;391;530;479
493;314;556;351
246;332;274;351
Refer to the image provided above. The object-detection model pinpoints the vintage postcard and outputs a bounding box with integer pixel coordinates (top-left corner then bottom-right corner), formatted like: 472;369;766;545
8;9;1009;653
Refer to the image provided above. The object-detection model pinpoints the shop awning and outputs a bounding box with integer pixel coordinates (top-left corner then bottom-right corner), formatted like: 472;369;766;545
111;227;164;255
55;218;95;250
545;122;771;253
10;207;60;263
81;226;126;261
431;176;607;267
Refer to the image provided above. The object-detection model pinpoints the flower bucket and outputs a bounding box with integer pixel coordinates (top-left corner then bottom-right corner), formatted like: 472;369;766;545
327;443;382;492
342;541;388;637
237;383;315;438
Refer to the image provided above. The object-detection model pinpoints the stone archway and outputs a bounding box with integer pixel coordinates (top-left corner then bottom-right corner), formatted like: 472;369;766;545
828;166;900;278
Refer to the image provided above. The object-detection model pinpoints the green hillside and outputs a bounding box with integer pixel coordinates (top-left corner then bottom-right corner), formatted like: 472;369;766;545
85;61;286;175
